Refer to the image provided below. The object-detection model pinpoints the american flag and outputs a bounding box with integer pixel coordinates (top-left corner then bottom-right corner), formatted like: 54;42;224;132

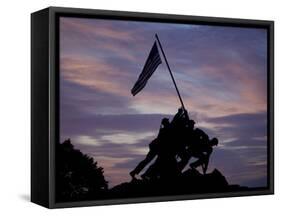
131;42;162;96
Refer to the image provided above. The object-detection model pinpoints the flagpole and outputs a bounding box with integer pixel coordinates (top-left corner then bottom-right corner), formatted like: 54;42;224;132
155;34;186;111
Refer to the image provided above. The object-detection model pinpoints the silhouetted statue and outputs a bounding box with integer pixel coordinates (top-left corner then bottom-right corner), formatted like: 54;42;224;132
171;107;189;127
129;118;170;179
177;119;218;174
171;107;190;159
189;137;218;174
130;107;218;182
140;108;190;180
141;116;179;180
171;107;184;124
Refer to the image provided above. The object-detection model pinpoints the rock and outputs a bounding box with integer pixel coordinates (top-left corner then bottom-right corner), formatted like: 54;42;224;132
108;168;248;199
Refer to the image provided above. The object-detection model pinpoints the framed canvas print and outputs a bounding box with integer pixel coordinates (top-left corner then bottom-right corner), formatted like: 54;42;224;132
31;7;274;208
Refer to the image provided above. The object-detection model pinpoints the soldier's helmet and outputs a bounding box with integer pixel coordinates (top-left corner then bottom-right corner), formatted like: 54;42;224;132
161;118;170;126
188;119;195;127
178;107;183;112
210;137;219;146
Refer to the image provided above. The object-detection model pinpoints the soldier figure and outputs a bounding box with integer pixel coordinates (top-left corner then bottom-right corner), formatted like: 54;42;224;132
189;137;218;174
129;118;170;179
177;119;218;174
130;109;218;180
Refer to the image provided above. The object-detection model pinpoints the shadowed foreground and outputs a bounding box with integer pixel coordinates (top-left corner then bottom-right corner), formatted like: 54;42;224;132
109;168;248;199
56;139;248;202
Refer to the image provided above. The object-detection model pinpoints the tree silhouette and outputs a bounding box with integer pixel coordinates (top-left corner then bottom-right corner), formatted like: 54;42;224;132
56;139;108;202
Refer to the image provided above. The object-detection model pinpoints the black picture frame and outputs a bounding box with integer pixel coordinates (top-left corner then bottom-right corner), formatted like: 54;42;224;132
31;6;274;209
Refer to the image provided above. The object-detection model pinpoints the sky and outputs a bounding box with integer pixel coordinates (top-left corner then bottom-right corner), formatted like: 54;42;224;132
59;17;268;188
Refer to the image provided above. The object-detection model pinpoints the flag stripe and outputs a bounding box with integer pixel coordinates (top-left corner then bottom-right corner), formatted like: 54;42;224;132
132;56;161;91
138;54;161;81
132;42;161;90
132;60;161;95
131;59;161;95
131;64;158;95
137;55;161;83
135;55;160;84
131;42;162;96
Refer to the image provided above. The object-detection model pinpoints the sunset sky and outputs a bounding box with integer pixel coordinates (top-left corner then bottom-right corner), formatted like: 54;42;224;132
59;17;268;188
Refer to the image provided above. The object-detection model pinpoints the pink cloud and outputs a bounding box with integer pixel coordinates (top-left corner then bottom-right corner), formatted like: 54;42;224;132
61;55;132;97
61;17;135;42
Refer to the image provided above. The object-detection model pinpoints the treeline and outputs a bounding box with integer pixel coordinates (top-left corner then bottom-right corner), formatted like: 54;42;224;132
56;139;108;202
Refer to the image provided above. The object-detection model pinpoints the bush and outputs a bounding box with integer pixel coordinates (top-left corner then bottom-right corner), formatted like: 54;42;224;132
56;139;108;202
